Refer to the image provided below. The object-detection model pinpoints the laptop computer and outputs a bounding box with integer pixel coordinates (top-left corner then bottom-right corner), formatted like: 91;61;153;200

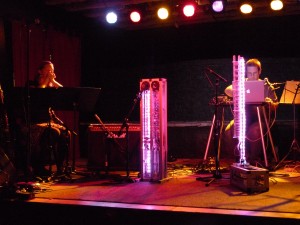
244;80;266;104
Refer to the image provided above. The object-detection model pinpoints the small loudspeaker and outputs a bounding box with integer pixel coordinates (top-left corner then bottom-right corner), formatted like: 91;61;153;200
87;124;140;171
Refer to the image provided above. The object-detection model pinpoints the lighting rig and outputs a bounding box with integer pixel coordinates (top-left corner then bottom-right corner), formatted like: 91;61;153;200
103;0;285;26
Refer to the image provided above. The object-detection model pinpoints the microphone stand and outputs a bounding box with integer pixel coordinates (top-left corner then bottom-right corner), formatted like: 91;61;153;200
94;114;125;176
206;67;228;83
49;108;77;181
116;91;142;183
25;22;32;181
71;101;79;174
274;83;300;170
197;67;227;186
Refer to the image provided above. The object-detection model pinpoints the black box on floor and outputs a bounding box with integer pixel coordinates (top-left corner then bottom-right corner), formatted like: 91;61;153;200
230;163;269;193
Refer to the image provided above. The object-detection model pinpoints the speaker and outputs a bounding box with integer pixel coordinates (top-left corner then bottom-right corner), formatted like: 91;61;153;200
87;124;140;171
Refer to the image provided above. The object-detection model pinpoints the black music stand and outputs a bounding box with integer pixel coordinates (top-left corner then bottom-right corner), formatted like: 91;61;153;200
50;87;101;176
12;87;101;178
274;81;300;170
11;87;59;180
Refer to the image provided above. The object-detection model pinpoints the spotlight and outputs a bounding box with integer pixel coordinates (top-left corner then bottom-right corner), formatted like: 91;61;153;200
183;4;195;17
270;0;283;11
211;0;225;13
240;2;253;14
157;7;169;20
106;11;118;24
130;10;141;23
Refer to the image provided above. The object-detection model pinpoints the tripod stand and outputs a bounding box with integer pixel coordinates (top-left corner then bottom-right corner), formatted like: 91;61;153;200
116;91;142;183
48;108;78;181
196;68;227;186
94;114;126;176
274;81;300;170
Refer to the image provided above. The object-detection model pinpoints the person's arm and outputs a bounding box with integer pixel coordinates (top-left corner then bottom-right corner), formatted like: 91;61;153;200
49;79;63;88
265;97;279;111
224;84;233;98
37;74;51;88
265;85;279;111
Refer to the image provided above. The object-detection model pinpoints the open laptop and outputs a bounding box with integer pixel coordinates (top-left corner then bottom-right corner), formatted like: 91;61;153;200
244;80;266;104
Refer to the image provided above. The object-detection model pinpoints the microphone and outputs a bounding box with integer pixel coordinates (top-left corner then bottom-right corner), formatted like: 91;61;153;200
264;78;285;86
49;107;64;125
264;77;272;86
272;82;285;86
205;67;227;82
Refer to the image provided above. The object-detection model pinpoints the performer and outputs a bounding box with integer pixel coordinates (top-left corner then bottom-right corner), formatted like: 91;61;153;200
222;58;279;164
32;61;63;88
16;61;69;177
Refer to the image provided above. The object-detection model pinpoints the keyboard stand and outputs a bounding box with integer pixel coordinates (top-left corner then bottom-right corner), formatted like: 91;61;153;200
203;104;278;168
256;105;278;168
203;105;225;162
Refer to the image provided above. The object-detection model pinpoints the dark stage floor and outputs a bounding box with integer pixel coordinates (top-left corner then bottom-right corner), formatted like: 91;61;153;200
1;157;300;225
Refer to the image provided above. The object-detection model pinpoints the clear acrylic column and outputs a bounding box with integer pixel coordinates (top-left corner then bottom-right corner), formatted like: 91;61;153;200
140;78;168;181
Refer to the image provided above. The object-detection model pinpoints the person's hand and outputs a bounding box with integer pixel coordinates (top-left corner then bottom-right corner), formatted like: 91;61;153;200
265;97;279;109
47;72;56;82
265;97;273;103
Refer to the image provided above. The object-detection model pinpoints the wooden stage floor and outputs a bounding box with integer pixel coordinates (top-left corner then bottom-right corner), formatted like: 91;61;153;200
1;158;300;225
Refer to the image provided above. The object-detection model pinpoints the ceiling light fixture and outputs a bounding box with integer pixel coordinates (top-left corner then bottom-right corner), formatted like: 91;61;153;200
157;7;169;20
183;4;196;17
211;0;225;13
106;11;118;24
130;10;141;23
270;0;284;11
240;2;253;14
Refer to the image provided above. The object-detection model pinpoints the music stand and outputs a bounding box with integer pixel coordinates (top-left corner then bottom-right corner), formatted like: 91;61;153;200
274;81;300;170
11;87;59;180
11;87;101;178
51;87;101;173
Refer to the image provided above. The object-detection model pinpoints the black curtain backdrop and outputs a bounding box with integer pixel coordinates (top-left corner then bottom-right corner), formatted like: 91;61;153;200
4;14;299;124
1;9;300;159
81;15;300;123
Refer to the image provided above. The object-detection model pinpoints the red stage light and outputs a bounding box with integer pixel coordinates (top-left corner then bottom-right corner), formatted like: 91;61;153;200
183;4;195;17
130;11;141;23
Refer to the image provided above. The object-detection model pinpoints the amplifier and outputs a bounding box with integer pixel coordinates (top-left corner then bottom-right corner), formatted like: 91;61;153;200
87;124;140;172
230;164;269;193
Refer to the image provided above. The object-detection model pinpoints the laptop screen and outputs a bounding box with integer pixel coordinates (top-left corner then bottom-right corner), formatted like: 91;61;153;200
244;80;265;103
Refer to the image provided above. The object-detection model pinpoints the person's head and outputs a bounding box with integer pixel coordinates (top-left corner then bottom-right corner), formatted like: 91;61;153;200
245;58;261;81
38;61;54;77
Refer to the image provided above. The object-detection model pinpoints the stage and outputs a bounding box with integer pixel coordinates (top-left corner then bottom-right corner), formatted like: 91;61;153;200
1;158;300;225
